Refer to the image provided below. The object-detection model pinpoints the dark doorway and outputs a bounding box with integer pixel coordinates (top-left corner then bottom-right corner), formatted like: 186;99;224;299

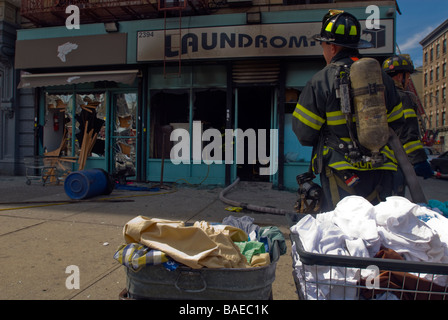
237;86;272;182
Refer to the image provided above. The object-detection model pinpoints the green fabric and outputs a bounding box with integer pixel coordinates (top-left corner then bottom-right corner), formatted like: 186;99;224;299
259;226;287;262
235;241;266;263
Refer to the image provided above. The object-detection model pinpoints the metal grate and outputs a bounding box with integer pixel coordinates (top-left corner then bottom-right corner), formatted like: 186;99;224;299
232;60;280;85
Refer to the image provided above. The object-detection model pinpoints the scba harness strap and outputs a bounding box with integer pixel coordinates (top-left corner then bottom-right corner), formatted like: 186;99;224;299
325;166;382;208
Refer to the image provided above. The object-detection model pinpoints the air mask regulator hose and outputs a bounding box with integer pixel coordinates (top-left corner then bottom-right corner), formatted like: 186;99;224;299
219;177;300;216
388;128;427;204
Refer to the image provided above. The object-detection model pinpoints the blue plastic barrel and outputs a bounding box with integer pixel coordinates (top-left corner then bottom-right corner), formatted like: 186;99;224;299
64;169;114;200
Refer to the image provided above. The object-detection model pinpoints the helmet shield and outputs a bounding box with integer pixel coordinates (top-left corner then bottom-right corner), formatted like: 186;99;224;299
382;55;416;74
313;10;373;49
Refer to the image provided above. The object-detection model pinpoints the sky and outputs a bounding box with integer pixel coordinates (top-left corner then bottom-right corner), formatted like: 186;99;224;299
395;0;448;67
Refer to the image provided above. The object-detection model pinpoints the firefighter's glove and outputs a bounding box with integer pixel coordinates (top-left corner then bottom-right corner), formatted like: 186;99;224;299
414;161;434;179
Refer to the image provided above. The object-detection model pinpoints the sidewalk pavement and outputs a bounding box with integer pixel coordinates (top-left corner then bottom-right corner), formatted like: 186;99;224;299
0;175;447;300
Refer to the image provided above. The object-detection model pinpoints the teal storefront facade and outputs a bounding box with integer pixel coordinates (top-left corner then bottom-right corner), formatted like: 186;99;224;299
15;5;397;190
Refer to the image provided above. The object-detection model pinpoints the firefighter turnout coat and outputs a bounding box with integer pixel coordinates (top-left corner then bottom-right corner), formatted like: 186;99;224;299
394;82;428;165
292;49;413;208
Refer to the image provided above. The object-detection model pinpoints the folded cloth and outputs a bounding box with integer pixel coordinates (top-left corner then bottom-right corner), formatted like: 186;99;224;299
123;216;249;269
193;220;248;242
250;253;271;267
427;199;448;217
424;210;448;248
374;197;448;264
223;215;287;262
222;215;259;241
235;241;266;264
113;243;170;271
333;196;381;257
259;226;287;262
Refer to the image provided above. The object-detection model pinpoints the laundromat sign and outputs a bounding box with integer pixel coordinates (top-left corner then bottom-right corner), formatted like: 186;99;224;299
137;20;394;61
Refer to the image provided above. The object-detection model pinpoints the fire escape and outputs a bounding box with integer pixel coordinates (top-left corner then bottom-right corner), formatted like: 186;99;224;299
20;0;217;78
20;0;161;27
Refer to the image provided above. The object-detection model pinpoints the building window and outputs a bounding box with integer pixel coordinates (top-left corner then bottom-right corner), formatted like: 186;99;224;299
75;93;107;158
149;89;226;160
436;112;439;127
42;91;111;179
443;63;446;78
443;87;447;101
443;39;447;54
425;52;428;63
149;90;189;159
430;48;434;62
112;93;138;178
430;70;434;83
44;93;74;157
436;66;440;81
442;111;446;126
424;73;428;86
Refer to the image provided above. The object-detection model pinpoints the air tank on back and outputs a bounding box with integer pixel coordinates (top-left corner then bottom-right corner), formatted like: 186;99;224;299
350;57;389;166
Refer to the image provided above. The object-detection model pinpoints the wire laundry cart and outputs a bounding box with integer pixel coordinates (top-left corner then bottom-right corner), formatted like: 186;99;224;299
287;214;448;300
24;156;71;185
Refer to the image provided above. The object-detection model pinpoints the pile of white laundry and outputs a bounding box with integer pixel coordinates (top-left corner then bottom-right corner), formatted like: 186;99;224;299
290;196;448;300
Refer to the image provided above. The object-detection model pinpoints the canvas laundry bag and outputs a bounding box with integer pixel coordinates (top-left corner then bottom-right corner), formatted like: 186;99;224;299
123;216;249;269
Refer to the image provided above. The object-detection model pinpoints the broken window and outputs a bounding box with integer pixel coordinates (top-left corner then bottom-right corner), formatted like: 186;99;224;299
112;93;138;181
44;93;73;156
74;93;106;160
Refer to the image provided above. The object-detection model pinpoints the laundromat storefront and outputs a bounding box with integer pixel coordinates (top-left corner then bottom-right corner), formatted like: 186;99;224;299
138;13;395;189
15;33;142;182
15;8;395;189
19;74;140;183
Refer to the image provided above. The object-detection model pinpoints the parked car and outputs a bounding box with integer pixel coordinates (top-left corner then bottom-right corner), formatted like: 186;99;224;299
423;146;440;161
430;151;448;174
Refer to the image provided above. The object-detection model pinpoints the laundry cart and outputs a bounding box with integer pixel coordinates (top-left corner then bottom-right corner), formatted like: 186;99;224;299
116;217;286;300
120;261;277;300
287;213;448;300
24;156;57;186
24;156;71;185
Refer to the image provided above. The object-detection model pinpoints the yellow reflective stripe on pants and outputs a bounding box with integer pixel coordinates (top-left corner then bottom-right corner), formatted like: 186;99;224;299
387;102;404;122
293;103;325;130
403;140;423;154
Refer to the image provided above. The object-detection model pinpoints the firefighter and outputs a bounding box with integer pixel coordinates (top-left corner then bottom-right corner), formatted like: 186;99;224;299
383;54;434;196
292;10;411;212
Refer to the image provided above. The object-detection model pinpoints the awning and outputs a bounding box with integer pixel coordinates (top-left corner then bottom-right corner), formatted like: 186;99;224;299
18;70;139;89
